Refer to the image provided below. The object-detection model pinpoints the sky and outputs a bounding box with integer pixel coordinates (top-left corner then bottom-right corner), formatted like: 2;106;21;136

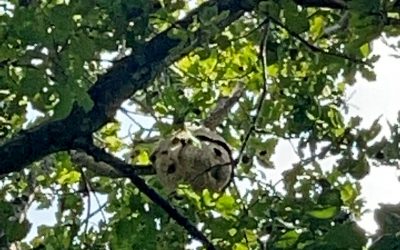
343;38;400;233
25;37;400;239
267;37;400;234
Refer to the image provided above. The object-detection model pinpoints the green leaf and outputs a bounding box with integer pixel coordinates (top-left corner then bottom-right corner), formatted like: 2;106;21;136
340;183;358;204
284;8;309;34
259;1;280;19
199;5;218;26
136;150;150;164
62;193;82;210
267;64;279;77
53;84;75;120
274;230;300;248
233;243;249;250
6;219;31;242
216;35;231;50
48;5;75;42
167;27;188;42
370;235;400;250
360;43;371;57
338;156;370;180
374;203;400;235
348;0;380;13
307;206;339;219
57;168;81;185
76;91;94;112
318;189;342;207
213;10;230;23
310;15;325;40
19;69;47;97
70;33;95;60
0;201;14;218
360;67;377;81
208;217;235;239
323;223;367;249
104;136;123;152
216;194;236;212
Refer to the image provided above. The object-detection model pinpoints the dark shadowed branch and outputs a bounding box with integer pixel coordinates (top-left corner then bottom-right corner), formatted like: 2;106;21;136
75;139;216;250
0;0;362;176
294;0;346;9
268;16;372;67
0;0;250;175
237;19;271;162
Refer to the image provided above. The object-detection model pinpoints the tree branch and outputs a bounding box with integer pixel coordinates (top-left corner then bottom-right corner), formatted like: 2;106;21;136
0;0;365;175
70;149;155;178
0;0;252;175
268;16;372;67
75;141;216;249
294;0;346;9
203;82;245;130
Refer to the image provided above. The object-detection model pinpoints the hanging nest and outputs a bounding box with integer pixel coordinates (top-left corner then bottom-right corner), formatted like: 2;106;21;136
150;127;233;193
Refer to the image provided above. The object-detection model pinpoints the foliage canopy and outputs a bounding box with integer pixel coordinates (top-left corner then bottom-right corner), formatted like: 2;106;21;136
1;0;400;249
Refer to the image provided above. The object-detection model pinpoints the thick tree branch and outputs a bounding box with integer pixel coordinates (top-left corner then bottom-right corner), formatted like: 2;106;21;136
0;0;355;175
70;150;155;178
203;83;244;130
76;141;215;249
0;0;251;175
294;0;346;9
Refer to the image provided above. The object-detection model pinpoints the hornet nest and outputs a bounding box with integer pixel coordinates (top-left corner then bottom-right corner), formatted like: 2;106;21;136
150;126;233;193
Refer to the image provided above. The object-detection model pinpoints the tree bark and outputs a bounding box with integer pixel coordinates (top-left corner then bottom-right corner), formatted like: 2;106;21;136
0;0;347;175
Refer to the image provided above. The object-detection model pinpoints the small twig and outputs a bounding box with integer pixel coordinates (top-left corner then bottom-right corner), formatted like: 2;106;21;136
243;230;250;248
171;65;207;82
290;141;333;166
323;11;349;37
188;161;234;185
231;20;272;247
81;202;108;226
268;16;372;67
79;168;92;234
237;19;271;163
130;96;160;122
301;143;332;166
232;18;271;42
79;168;108;236
88;183;107;221
288;139;300;157
89;191;107;222
119;107;152;131
132;136;160;144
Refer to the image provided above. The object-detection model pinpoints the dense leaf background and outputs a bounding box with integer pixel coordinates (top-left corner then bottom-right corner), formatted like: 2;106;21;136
1;0;400;249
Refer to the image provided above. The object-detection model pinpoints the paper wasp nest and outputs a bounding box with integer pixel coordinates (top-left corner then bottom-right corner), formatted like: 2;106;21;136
150;127;233;193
